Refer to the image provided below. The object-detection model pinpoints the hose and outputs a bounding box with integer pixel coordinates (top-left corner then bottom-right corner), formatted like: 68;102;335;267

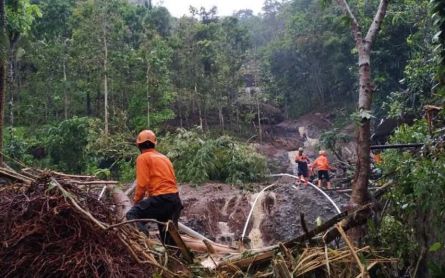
269;173;341;213
241;173;341;241
240;181;299;240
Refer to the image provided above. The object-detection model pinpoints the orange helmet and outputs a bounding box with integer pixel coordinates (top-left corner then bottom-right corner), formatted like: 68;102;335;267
136;130;157;145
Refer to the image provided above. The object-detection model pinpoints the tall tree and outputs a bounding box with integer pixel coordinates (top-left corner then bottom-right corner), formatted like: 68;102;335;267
5;0;40;125
0;0;6;164
335;0;390;205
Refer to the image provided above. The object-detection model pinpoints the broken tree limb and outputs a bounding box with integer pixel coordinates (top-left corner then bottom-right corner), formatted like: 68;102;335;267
69;180;119;185
0;167;33;184
370;143;423;150
166;220;194;264
300;213;314;245
203;239;216;254
335;224;369;277
272;257;292;278
217;203;375;271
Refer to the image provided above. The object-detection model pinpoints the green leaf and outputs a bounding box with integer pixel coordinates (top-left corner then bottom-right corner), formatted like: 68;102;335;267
429;242;442;252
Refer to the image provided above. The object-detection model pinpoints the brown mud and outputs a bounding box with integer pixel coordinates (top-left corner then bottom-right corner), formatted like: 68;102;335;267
180;111;354;248
180;177;348;249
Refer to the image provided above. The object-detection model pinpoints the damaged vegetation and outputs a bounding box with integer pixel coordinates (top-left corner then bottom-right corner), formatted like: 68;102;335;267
0;167;394;277
0;0;444;277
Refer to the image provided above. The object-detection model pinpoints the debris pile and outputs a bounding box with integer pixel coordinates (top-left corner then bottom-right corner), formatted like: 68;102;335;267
0;167;395;277
0;168;175;278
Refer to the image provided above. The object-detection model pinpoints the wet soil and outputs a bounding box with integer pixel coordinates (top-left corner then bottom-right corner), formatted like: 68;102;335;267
179;111;353;248
179;177;348;248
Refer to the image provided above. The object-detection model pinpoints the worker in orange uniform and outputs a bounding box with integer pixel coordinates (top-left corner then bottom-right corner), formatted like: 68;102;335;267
126;130;183;246
310;150;335;189
295;147;310;186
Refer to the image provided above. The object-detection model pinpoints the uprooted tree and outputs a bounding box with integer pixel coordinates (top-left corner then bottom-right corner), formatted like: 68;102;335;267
334;0;390;206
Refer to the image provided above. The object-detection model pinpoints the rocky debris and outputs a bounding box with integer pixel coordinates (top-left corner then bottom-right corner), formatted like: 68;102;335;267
259;181;348;246
179;178;349;249
180;183;252;245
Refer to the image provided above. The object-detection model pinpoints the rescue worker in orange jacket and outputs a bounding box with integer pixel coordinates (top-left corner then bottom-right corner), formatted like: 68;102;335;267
310;150;335;189
295;147;310;186
126;130;183;246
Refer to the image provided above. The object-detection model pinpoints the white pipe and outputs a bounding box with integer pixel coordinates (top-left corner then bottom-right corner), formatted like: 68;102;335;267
241;174;342;241
268;173;341;213
97;185;107;200
240;183;299;240
178;222;216;244
240;182;280;240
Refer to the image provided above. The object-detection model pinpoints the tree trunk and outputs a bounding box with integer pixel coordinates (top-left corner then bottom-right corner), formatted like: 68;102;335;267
336;0;389;207
352;52;372;205
146;64;150;128
7;48;14;126
0;0;6;164
63;59;68;120
102;26;109;135
256;95;262;143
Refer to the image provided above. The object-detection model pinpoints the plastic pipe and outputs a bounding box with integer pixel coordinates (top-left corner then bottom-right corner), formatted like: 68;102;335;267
240;182;299;241
268;173;341;213
178;222;216;244
241;174;342;242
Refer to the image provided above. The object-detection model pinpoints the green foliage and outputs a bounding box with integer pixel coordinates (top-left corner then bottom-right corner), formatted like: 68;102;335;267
158;128;268;185
85;125;138;182
3;127;35;167
371;215;418;265
378;120;445;273
46;117;98;172
6;0;42;35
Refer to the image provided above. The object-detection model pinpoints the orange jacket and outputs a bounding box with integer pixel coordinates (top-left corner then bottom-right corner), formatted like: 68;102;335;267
295;153;310;164
311;155;331;171
133;149;178;204
372;153;382;165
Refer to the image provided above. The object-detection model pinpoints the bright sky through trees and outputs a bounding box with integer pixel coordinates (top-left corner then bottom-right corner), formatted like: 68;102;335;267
157;0;264;17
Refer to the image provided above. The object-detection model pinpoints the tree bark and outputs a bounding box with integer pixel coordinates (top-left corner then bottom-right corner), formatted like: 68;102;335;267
335;0;389;206
256;94;262;143
63;59;68;120
102;25;109;135
146;64;150;128
0;0;6;164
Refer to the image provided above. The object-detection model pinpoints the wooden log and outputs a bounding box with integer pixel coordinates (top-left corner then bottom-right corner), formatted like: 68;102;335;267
182;235;236;254
0;167;33;184
166;220;194;264
217;250;275;271
69;180;119;185
203;239;216;254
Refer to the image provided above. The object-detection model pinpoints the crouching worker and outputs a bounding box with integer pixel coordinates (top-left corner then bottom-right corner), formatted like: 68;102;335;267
126;130;183;246
310;150;335;189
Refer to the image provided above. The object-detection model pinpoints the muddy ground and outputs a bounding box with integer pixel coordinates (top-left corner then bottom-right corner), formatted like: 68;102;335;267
180;111;354;248
180;176;349;248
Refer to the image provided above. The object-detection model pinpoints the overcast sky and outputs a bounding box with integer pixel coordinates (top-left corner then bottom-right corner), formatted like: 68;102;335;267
156;0;264;17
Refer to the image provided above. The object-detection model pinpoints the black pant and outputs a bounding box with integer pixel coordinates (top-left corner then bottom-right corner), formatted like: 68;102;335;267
126;193;183;246
318;170;330;181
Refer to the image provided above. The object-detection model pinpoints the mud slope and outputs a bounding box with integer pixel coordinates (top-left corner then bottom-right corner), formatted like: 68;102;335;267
179;177;348;248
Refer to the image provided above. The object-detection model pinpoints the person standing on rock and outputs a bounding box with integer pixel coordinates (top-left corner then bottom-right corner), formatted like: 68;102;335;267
310;150;335;189
295;147;310;186
126;130;183;246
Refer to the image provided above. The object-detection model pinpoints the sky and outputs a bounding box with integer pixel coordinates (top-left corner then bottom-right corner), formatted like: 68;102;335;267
156;0;264;17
